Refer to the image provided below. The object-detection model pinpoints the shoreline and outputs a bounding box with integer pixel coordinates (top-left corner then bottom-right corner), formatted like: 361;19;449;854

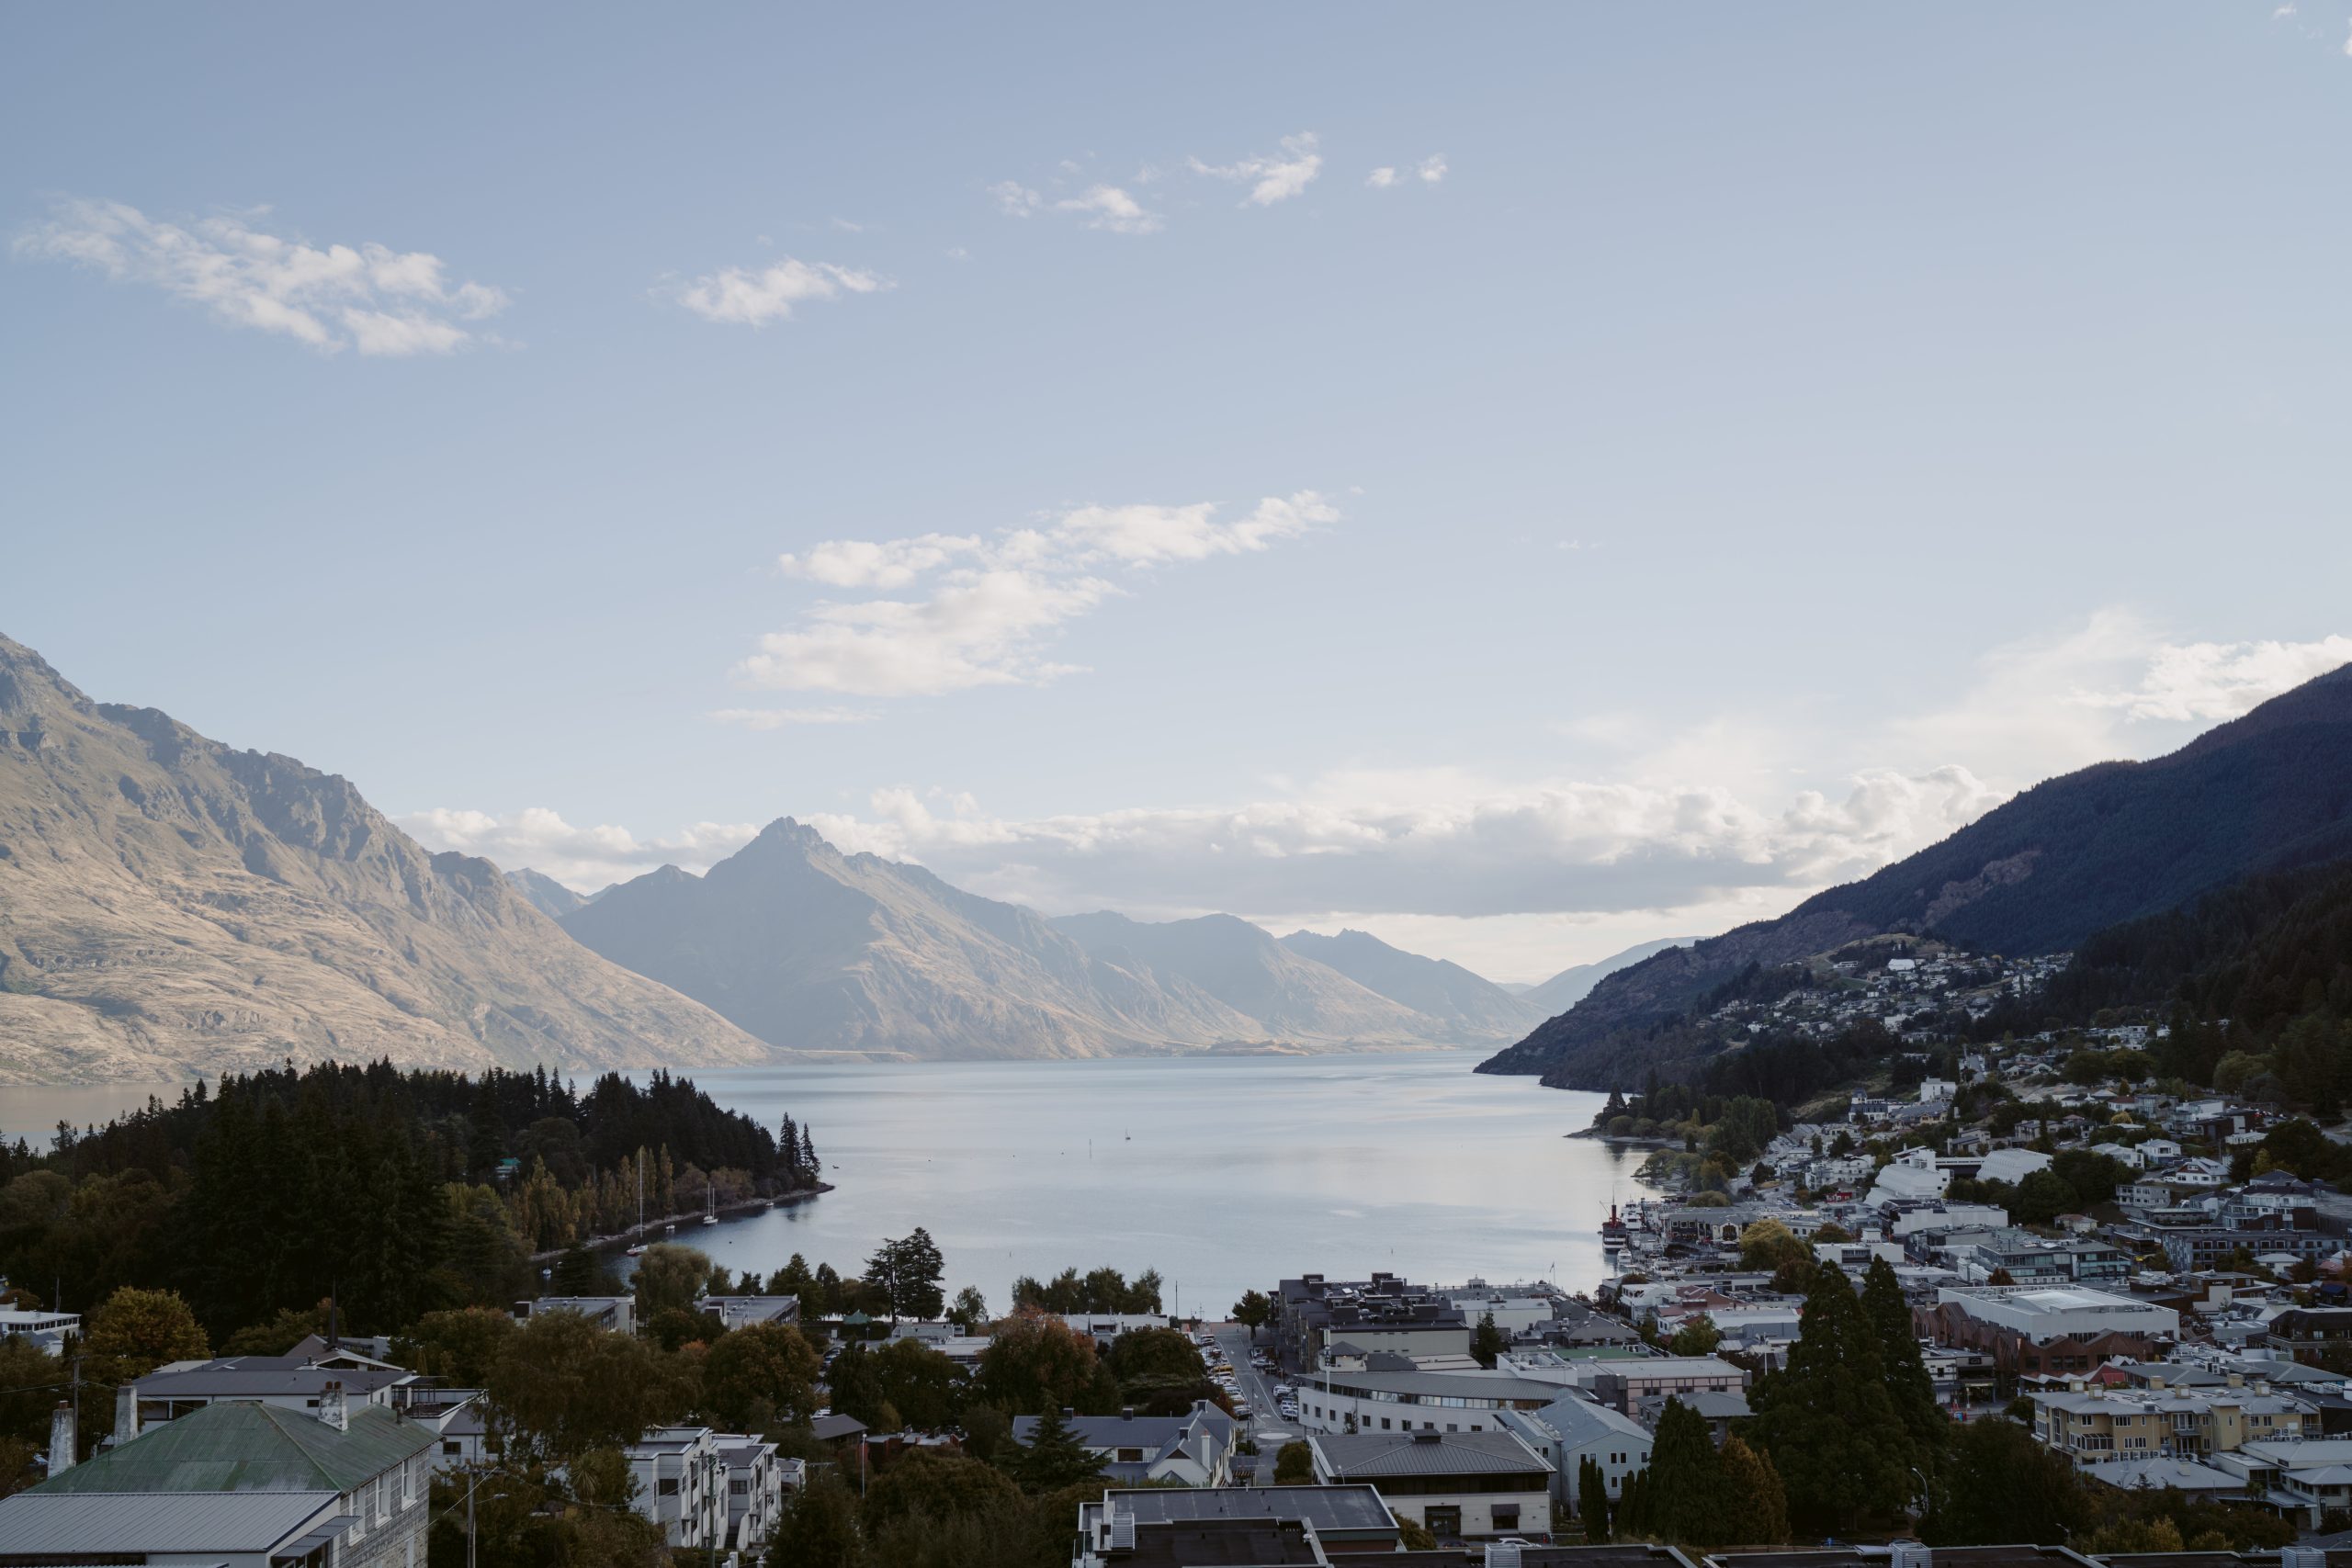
529;1182;835;1265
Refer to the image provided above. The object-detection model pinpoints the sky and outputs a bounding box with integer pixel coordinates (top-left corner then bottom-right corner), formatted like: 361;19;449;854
6;5;2352;984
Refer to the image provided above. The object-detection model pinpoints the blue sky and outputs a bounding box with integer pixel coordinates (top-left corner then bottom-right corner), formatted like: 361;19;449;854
6;4;2352;980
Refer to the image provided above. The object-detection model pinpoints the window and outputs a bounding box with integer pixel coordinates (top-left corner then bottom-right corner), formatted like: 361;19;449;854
1382;1417;1391;1429
659;1478;680;1496
443;1440;461;1456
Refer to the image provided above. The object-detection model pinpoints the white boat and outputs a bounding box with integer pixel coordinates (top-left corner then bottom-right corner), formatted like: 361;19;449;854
625;1155;648;1254
701;1179;718;1225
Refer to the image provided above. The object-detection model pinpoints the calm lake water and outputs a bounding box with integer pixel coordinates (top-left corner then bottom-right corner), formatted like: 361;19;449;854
625;1051;1655;1316
1;1052;1657;1317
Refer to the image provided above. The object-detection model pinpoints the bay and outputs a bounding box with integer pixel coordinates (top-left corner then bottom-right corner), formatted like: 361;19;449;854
624;1050;1658;1317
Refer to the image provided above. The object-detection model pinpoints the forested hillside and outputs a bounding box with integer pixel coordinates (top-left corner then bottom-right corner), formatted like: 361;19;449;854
0;1062;821;1338
1486;662;2352;1089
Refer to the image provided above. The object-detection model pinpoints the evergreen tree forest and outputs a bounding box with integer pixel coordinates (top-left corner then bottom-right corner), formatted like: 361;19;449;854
0;1060;824;1339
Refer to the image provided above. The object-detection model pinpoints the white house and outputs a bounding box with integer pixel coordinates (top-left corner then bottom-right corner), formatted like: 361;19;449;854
1308;1428;1553;1540
1009;1402;1238;1485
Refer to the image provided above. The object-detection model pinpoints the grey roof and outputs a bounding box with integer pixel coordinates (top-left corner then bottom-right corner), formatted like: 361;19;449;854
810;1413;869;1441
35;1402;434;1495
1518;1394;1651;1449
134;1362;410;1398
1312;1368;1564;1402
0;1488;338;1551
1091;1483;1396;1534
1312;1429;1553;1479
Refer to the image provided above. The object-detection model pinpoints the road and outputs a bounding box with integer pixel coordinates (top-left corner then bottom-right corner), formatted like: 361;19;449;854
1211;1322;1304;1483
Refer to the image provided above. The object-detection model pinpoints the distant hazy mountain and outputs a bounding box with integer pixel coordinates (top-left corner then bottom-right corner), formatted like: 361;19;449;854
505;867;588;918
0;633;771;1086
1517;937;1695;1019
1056;911;1461;1043
558;822;1494;1058
1277;928;1537;1038
562;820;1275;1059
1484;660;2352;1089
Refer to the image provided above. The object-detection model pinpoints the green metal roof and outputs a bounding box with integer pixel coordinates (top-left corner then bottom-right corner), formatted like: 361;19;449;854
36;1401;435;1495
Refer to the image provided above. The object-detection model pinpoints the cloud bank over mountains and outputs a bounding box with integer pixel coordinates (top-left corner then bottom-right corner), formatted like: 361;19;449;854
401;619;2352;974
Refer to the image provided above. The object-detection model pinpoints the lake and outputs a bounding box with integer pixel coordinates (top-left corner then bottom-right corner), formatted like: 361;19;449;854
0;1052;1658;1317
620;1051;1656;1317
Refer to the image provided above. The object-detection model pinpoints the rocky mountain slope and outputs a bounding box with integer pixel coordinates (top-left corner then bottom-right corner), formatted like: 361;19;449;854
504;866;589;918
1482;661;2352;1089
558;824;1495;1058
560;820;1269;1059
0;634;773;1086
1276;928;1537;1037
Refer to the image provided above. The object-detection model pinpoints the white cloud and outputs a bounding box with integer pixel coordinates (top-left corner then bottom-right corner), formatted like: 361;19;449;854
413;613;2352;976
2075;633;2352;722
1370;155;1446;191
400;807;758;892
1191;131;1323;206
988;181;1044;217
669;258;889;327
708;706;876;729
1054;186;1162;235
740;491;1338;697
782;761;2006;927
14;197;509;355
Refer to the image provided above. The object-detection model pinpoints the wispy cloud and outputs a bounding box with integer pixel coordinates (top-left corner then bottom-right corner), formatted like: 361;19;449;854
740;491;1339;697
14;197;509;355
2073;632;2352;723
1191;131;1323;206
988;181;1045;218
667;257;890;327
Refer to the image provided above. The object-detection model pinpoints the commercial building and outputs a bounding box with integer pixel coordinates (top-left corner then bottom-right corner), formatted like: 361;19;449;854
1917;1287;2178;1377
1496;1393;1653;1518
1291;1364;1563;1436
1070;1483;1402;1566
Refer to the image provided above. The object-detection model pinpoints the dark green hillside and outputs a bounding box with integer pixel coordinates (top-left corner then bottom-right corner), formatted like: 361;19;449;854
1485;662;2352;1089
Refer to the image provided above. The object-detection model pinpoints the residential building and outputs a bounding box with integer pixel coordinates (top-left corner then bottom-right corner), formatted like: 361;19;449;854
1010;1402;1238;1485
2266;1306;2352;1366
1055;1313;1174;1350
0;1307;79;1356
1496;1394;1652;1517
624;1425;727;1549
701;1294;801;1332
715;1433;790;1552
2;1390;435;1568
514;1294;636;1335
2030;1382;2312;1461
1308;1428;1552;1540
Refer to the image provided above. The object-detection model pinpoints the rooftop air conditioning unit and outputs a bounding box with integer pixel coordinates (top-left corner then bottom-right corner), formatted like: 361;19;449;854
1484;1544;1525;1568
1889;1541;1931;1568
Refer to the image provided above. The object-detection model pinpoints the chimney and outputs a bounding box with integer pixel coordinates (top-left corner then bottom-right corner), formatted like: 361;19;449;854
114;1382;139;1446
48;1402;74;1475
320;1380;348;1433
1121;1406;1136;1420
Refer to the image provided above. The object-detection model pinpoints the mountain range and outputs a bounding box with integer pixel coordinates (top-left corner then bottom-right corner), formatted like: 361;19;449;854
0;634;769;1085
1481;662;2352;1089
556;825;1557;1059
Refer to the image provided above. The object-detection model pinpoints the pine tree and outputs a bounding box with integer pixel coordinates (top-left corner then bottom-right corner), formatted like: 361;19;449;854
1578;1455;1612;1541
1012;1406;1106;1493
1746;1264;1911;1534
1719;1436;1789;1544
1862;1256;1946;1472
1647;1397;1733;1545
1615;1468;1647;1538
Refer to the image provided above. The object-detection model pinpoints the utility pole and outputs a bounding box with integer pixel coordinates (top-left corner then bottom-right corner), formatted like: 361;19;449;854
466;1468;476;1568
